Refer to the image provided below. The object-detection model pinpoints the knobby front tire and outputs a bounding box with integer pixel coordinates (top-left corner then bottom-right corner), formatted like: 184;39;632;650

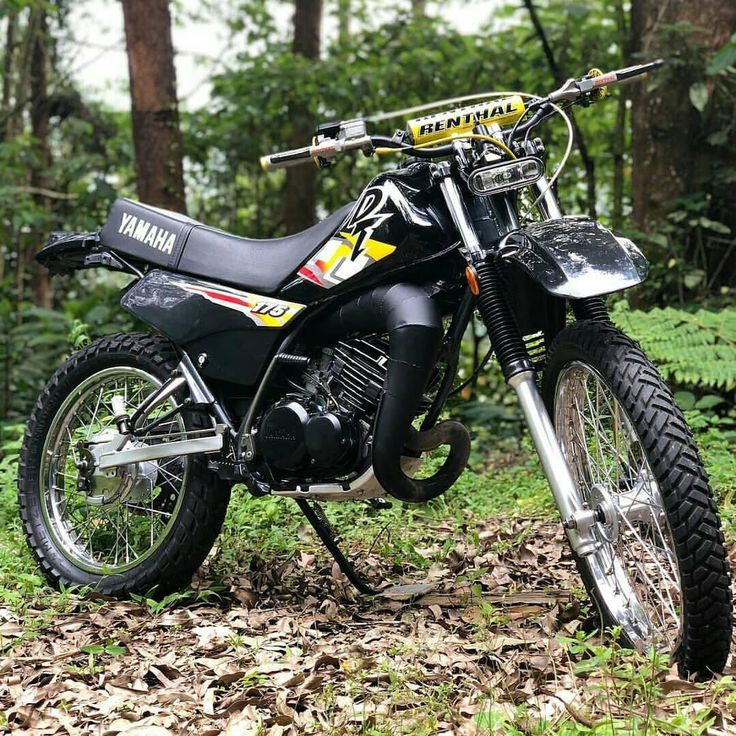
18;332;230;597
542;320;732;678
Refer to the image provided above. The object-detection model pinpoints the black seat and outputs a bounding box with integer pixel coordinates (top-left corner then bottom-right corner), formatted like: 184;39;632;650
177;204;354;294
100;198;354;295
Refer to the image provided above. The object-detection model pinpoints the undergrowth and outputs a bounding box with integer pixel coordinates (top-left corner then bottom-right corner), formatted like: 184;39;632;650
612;301;736;395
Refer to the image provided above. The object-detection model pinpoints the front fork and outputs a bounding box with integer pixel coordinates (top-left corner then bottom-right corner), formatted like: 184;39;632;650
508;371;598;556
437;165;599;557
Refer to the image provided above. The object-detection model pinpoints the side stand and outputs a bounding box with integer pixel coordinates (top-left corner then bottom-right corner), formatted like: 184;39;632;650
295;499;381;596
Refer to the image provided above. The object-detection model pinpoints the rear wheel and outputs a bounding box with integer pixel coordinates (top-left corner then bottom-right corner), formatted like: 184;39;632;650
542;321;731;677
18;333;230;596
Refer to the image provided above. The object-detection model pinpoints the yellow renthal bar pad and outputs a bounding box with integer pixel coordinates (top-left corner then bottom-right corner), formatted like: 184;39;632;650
406;95;525;146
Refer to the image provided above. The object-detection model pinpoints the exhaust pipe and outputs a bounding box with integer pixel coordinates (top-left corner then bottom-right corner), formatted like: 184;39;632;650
317;283;470;503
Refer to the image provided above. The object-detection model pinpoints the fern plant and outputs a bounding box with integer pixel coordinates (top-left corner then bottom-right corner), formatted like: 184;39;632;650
0;304;72;422
611;302;736;393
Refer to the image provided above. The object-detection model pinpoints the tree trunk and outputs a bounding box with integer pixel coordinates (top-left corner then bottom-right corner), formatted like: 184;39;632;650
336;0;350;46
1;11;17;142
411;0;426;19
121;0;187;213
631;0;736;232
11;8;36;142
28;8;51;308
282;0;322;233
611;0;629;231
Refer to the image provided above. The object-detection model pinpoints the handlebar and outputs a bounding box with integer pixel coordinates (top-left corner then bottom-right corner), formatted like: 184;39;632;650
260;145;316;172
547;59;664;104
260;120;374;172
260;59;664;170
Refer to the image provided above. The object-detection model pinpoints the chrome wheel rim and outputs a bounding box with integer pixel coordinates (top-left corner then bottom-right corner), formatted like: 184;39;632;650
39;367;189;574
554;362;682;652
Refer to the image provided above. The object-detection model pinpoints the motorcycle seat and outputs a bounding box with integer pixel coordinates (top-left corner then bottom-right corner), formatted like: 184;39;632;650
100;198;353;294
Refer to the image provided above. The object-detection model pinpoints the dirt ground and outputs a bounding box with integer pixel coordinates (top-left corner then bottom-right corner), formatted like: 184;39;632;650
2;516;734;735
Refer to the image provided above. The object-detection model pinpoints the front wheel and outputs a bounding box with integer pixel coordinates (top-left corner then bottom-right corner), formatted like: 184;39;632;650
542;321;731;677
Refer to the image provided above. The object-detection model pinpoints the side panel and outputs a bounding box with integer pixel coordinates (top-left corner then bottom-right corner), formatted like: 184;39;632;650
507;216;649;299
121;270;305;386
281;164;457;303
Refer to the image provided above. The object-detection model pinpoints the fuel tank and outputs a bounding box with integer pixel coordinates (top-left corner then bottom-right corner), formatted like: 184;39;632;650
280;163;457;302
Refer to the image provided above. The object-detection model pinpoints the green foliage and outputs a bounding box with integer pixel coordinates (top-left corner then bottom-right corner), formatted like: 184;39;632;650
611;301;736;394
707;32;736;76
0;274;137;422
0;302;71;421
185;0;627;236
0;422;44;610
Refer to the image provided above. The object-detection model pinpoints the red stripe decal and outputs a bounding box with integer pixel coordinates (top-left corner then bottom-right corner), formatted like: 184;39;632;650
192;286;252;309
298;266;322;285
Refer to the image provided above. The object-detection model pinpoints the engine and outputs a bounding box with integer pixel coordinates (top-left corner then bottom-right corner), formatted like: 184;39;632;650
257;336;390;476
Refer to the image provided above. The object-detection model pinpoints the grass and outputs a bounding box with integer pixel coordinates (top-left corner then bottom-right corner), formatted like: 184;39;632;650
1;414;734;609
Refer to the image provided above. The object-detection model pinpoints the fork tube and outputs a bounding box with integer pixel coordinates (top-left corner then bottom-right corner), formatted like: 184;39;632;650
435;162;485;260
507;371;598;557
437;167;598;556
533;176;563;220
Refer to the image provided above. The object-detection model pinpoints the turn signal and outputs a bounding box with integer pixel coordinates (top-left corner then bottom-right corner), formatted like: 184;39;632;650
465;266;480;295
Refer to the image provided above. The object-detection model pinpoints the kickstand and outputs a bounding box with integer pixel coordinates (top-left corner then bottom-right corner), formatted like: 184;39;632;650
295;499;381;596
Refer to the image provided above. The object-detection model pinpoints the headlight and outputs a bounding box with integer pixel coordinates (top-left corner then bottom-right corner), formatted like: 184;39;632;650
468;157;545;195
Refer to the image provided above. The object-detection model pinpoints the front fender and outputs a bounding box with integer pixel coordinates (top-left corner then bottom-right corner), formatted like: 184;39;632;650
504;216;649;299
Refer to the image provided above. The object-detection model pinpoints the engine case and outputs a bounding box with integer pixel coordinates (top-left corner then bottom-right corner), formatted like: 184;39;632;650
258;399;357;472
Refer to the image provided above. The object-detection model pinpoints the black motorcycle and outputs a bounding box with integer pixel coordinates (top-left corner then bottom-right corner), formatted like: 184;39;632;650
19;61;731;677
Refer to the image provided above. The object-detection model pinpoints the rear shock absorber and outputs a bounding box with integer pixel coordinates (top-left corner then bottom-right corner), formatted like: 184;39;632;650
474;257;533;379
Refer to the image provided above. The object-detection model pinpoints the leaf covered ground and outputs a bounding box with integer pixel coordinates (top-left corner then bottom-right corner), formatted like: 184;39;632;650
2;448;736;736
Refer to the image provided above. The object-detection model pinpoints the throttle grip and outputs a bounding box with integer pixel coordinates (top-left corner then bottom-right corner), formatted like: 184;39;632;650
260;145;315;172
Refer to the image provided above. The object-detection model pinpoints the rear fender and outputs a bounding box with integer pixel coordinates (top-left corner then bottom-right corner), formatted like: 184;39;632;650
36;231;136;276
504;216;649;299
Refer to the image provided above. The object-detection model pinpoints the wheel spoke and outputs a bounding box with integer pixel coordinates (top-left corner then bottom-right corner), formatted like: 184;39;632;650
555;362;682;653
40;367;188;574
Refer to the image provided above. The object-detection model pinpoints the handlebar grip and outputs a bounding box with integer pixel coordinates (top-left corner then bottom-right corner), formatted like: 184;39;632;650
260;145;315;172
610;58;664;83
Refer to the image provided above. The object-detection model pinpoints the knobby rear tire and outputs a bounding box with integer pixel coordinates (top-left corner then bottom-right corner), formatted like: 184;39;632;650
18;332;231;597
542;320;732;678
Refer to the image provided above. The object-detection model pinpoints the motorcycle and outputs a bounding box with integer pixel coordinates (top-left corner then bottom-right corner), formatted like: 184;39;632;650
20;60;731;677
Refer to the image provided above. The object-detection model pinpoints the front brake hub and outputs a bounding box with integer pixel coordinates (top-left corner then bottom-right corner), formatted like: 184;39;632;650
590;483;619;543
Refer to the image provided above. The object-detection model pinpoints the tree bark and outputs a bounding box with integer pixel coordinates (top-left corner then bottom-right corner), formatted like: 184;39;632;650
630;0;736;232
411;0;426;20
29;8;51;308
611;0;629;231
282;0;323;233
336;0;350;46
11;8;36;141
121;0;187;213
1;11;17;142
522;0;597;218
